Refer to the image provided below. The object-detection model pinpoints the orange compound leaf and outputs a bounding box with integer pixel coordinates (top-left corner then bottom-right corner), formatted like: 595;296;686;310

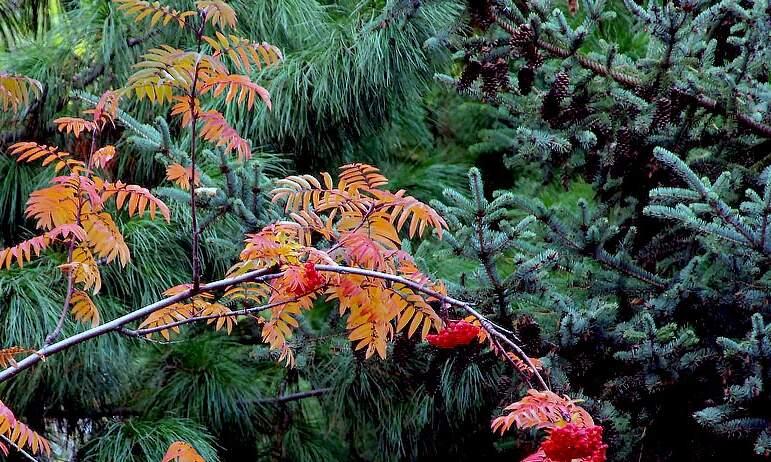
506;352;543;377
115;0;196;29
0;401;15;435
0;72;41;112
198;110;251;161
82;212;131;266
370;189;448;238
162;441;206;462
66;246;102;293
196;0;237;29
166;163;200;191
338;232;387;270
491;390;594;435
0;224;86;270
84;90;121;128
92;145;116;169
0;347;30;368
7;420;52;456
337;163;389;192
200;302;236;334
170;96;201;127
163;284;199;297
260;294;315;366
70;291;100;327
0;402;51;457
99;180;171;221
204;33;282;73
8;142;86;174
200;74;271;110
0;234;51;270
24;183;79;230
53;117;98;138
138;305;194;340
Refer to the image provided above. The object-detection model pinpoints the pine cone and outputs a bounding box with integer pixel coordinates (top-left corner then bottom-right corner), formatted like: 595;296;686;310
542;72;570;123
493;58;510;92
518;66;535;95
550;72;570;99
510;24;535;47
515;314;543;354
508;24;544;69
468;0;495;30
652;97;672;129
612;127;635;170
459;60;482;91
559;90;591;125
481;60;501;100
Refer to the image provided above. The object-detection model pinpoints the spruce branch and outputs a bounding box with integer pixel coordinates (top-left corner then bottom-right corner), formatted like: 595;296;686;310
489;5;771;138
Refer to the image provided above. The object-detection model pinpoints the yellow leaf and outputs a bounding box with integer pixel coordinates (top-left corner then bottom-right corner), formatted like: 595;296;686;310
70;291;100;327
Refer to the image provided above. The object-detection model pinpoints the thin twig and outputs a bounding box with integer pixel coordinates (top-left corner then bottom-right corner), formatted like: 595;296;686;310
256;388;331;404
44;127;99;346
313;265;550;390
0;267;281;383
120;297;299;337
189;12;207;291
1;264;547;390
0;434;37;462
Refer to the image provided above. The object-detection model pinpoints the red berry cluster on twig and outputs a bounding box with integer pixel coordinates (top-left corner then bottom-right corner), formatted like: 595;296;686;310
540;423;607;462
289;262;325;296
426;320;480;348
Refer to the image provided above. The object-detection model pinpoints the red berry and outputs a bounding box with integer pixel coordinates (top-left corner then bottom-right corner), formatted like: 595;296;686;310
289;262;325;295
541;424;607;462
426;320;480;348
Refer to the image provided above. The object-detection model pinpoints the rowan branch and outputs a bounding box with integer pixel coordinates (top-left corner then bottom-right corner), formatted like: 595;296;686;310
119;297;300;337
0;267;281;383
0;263;546;391
312;265;550;390
0;434;38;462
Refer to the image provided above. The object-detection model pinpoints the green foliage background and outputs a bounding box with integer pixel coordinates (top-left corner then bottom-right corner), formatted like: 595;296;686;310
1;0;770;461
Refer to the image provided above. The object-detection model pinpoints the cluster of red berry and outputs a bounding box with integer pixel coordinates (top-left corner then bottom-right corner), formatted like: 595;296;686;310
426;320;480;348
289;262;325;296
540;423;607;462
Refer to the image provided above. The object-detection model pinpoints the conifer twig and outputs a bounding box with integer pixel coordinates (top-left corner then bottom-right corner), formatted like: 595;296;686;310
490;8;771;138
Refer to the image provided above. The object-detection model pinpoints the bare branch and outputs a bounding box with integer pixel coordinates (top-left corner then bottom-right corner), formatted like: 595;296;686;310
312;264;550;390
256;388;331;404
0;434;38;462
120;297;299;337
0;263;547;391
0;267;281;383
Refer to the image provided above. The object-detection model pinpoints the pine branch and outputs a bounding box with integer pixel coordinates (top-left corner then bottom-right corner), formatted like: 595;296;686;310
71;30;160;89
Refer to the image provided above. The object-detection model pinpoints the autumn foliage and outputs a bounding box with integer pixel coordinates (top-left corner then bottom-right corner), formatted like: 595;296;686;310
0;1;607;461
